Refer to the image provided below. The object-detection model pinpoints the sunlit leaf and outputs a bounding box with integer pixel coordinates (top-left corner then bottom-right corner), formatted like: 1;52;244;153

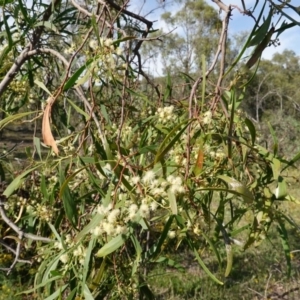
271;158;281;180
34;80;52;96
218;175;254;203
66;98;89;121
224;244;233;277
90;259;106;290
83;284;94;300
34;137;42;160
3;164;43;197
244;118;256;145
33;21;59;34
248;8;272;47
274;176;287;199
82;238;96;294
0;111;35;130
96;234;126;257
75;213;104;242
130;234;142;276
167;188;177;215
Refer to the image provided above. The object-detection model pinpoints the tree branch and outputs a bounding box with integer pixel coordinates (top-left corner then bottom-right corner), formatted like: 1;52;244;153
0;205;52;243
0;201;52;274
0;0;61;97
185;3;231;179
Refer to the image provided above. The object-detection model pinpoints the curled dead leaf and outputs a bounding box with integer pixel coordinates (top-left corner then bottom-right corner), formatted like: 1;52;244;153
42;98;59;155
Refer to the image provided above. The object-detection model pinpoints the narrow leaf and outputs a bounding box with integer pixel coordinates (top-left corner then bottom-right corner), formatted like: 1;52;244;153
3;165;42;197
34;80;52;96
44;284;68;300
154;120;192;165
167;189;177;215
83;284;94;300
90;259;106;289
0;111;35;130
63;60;93;91
194;248;223;285
248;8;272;47
33;21;59;33
218;175;254;203
268;122;278;155
244;118;256;145
67;98;89;121
59;164;78;227
274;176;287;199
277;220;291;276
34;137;42;160
201;231;221;267
3;11;12;49
282;150;300;171
112;36;136;46
96;234;126;257
224;244;233;277
146;215;174;259
82;238;96;294
75;213;104;242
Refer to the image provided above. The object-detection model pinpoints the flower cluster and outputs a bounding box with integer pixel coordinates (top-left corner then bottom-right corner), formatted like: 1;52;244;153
32;203;55;222
53;234;79;265
166;175;185;194
70;169;92;190
73;244;87;265
202;110;212;125
119;124;133;142
80;167;187;242
90;203;127;237
155;105;176;124
169;148;186;166
64;42;77;55
85;37;125;83
89;38;123;56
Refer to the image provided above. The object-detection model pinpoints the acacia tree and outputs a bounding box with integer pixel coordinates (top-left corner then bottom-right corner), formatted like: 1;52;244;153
1;0;300;299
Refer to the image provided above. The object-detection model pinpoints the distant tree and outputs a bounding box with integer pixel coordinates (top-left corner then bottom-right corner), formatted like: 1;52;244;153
143;0;221;77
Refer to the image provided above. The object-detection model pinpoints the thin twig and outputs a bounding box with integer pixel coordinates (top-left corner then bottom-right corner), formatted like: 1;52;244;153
264;272;272;299
210;3;231;115
0;205;51;274
0;206;52;243
247;287;265;297
185;2;231;179
0;0;60;96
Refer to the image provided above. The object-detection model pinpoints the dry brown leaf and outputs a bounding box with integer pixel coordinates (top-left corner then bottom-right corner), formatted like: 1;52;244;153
195;149;204;171
42;98;59;155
